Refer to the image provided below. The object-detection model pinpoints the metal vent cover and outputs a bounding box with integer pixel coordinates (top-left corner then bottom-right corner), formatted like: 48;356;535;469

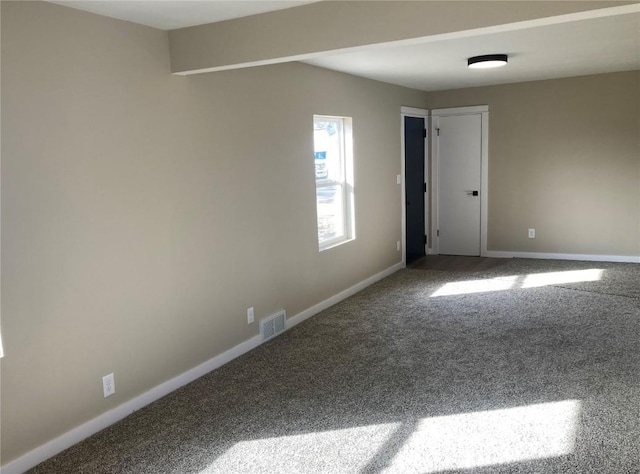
260;310;286;341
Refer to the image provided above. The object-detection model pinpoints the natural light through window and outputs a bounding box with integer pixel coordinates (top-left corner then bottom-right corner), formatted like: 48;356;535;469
202;400;581;473
206;422;401;473
384;400;581;473
431;269;604;297
431;276;519;297
521;269;603;288
314;115;354;250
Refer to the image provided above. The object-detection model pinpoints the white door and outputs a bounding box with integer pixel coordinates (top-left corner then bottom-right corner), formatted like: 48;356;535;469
435;112;483;256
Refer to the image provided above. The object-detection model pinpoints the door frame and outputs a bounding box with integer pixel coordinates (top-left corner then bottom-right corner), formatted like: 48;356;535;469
400;106;429;266
431;105;489;257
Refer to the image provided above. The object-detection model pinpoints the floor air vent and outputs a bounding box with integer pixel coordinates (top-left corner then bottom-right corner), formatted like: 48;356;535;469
261;310;286;341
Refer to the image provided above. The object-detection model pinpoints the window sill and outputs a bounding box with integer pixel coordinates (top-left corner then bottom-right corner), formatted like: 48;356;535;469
319;237;355;252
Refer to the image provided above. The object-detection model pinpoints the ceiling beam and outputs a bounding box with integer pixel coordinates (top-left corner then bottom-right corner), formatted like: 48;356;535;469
169;1;639;76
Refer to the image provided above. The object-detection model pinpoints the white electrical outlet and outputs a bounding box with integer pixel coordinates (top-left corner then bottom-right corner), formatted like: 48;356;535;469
102;373;115;398
247;307;254;324
396;241;401;251
528;228;536;239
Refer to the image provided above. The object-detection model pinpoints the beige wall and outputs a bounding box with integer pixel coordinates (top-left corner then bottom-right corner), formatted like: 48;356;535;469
0;1;426;463
427;71;640;256
2;0;639;467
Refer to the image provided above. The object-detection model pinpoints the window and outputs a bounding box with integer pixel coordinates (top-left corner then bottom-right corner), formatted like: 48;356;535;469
313;115;354;250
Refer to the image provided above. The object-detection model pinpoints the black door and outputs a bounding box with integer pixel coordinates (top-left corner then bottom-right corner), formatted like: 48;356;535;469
405;116;426;264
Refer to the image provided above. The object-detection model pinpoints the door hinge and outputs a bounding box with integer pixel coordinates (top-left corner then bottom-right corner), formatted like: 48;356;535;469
424;235;428;244
423;183;427;193
437;229;440;237
423;129;427;138
436;128;440;136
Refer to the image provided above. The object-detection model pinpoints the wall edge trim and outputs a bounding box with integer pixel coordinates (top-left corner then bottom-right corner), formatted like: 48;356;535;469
1;261;404;474
485;250;640;263
285;261;405;330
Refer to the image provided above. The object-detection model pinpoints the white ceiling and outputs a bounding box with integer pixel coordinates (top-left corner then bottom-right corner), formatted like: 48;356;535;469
305;9;640;91
47;1;639;91
49;1;318;30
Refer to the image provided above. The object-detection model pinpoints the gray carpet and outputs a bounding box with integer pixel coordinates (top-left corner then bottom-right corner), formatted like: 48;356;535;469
28;258;640;473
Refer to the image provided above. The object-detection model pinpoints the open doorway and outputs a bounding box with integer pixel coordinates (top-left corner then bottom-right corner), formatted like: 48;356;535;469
401;107;428;265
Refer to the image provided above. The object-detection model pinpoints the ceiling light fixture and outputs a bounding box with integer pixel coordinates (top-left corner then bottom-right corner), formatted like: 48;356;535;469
467;54;508;69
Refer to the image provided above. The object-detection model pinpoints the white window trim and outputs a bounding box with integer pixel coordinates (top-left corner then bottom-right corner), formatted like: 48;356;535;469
314;115;355;251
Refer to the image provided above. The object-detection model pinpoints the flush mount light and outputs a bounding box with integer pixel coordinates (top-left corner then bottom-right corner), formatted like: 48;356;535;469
467;54;508;69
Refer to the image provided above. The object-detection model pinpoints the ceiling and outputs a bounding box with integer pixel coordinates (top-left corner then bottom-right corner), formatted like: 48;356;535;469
49;1;318;30
47;1;639;92
304;9;640;91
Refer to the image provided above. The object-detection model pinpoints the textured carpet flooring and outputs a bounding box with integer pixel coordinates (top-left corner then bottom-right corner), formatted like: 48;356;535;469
409;255;510;272
29;258;639;473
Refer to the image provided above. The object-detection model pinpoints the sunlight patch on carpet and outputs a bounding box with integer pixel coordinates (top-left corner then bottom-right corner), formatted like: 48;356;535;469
431;275;519;297
202;422;401;473
431;269;603;297
201;400;580;473
383;400;581;473
521;269;603;288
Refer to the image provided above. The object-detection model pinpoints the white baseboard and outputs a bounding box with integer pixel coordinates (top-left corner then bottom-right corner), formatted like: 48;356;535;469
1;261;404;474
285;261;405;330
485;250;640;263
0;334;262;474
